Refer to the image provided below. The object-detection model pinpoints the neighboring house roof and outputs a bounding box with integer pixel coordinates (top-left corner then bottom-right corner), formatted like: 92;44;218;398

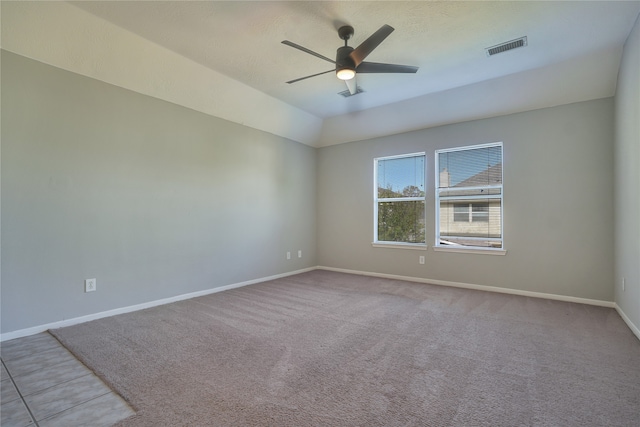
454;163;502;187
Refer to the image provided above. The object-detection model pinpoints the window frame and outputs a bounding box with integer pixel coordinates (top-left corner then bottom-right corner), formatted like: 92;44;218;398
434;142;505;254
373;152;427;249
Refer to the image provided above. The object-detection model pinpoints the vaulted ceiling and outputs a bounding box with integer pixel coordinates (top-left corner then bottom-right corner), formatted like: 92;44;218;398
3;1;640;146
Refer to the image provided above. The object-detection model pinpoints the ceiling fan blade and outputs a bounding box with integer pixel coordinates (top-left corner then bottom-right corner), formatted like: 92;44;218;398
345;76;357;95
350;24;394;67
282;40;337;65
286;69;335;84
356;62;418;74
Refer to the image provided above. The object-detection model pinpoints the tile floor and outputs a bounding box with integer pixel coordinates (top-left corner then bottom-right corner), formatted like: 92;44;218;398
1;332;135;427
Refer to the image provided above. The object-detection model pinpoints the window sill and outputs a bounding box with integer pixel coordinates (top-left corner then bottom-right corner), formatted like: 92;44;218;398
433;246;507;255
372;242;428;251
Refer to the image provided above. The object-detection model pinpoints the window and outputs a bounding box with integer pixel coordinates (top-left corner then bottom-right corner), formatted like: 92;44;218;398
374;153;426;245
453;203;470;222
472;203;489;222
436;143;503;250
454;203;490;222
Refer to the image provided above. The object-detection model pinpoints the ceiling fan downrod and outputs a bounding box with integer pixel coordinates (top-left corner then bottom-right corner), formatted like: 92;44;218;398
336;26;356;80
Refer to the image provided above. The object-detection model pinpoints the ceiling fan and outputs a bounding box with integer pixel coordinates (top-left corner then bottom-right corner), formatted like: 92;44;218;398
282;24;418;95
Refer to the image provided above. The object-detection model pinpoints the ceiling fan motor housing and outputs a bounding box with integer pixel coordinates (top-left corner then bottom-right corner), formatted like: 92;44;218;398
336;46;356;78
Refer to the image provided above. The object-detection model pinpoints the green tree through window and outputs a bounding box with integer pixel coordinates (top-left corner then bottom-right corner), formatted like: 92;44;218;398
374;153;426;245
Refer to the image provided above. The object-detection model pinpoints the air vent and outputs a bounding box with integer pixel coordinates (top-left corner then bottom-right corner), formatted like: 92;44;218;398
486;36;527;57
338;87;364;97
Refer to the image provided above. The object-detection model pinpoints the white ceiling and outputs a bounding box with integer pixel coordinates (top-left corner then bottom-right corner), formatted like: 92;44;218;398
70;1;640;116
3;1;640;146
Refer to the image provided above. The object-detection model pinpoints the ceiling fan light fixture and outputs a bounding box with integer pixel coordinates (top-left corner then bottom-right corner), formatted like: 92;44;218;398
282;24;418;89
336;67;356;80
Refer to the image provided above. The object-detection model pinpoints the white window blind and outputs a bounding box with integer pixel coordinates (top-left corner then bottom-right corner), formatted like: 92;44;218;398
374;153;426;244
436;143;503;249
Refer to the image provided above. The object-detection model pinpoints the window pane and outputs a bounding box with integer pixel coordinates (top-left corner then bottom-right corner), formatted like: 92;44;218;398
378;155;425;198
439;199;501;245
436;143;503;250
438;146;501;189
377;201;425;243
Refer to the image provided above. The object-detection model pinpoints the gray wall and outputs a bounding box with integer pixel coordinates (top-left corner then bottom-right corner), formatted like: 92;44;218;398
1;51;317;334
614;15;640;328
317;98;615;302
0;46;626;335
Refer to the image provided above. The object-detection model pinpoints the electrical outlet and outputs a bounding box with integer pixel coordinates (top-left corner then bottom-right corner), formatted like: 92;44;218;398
419;256;425;265
85;278;96;293
298;250;302;258
286;252;291;260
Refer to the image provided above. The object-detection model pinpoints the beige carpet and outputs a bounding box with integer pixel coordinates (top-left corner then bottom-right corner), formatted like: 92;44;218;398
51;270;640;426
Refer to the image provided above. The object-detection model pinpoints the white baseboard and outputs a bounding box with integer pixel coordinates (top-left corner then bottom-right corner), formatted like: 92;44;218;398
3;265;626;343
0;267;315;342
615;304;640;341
316;266;616;308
